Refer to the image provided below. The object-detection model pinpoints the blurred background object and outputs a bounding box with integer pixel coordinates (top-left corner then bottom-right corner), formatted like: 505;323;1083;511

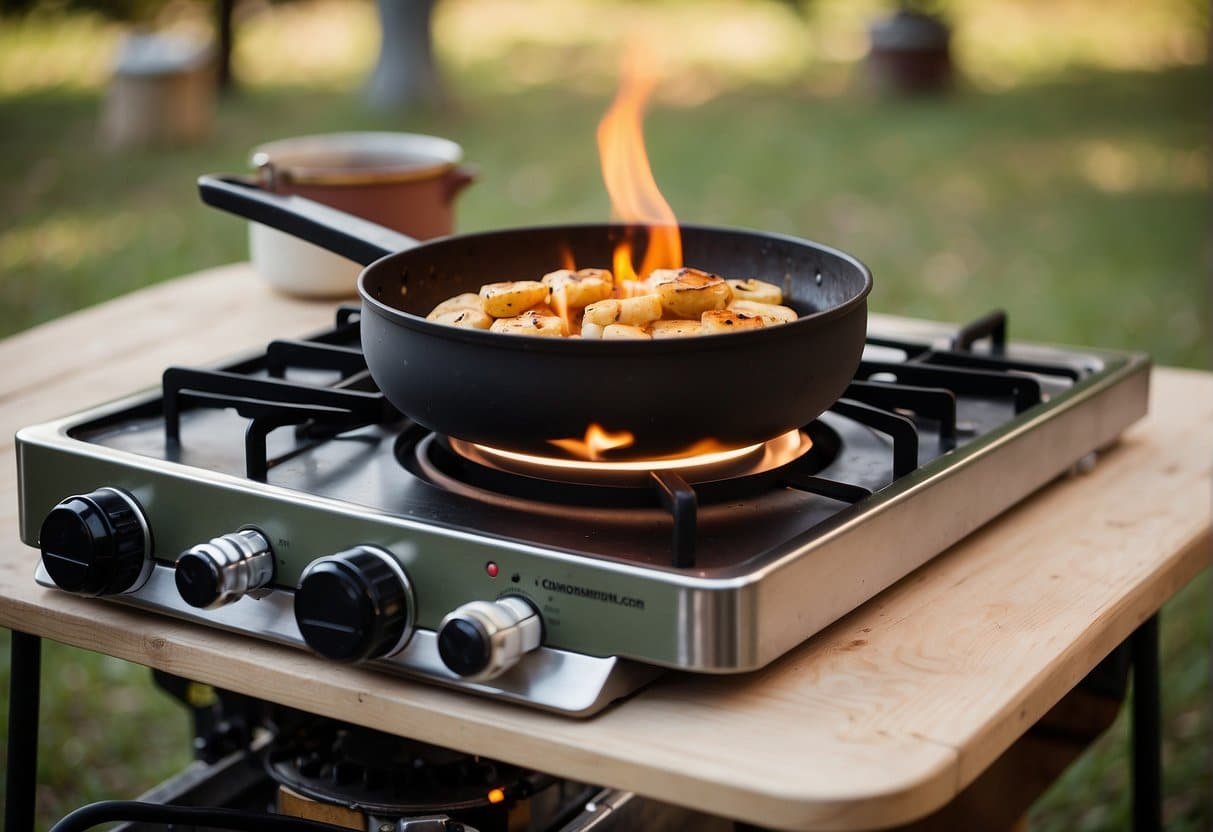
364;0;445;109
101;31;215;149
0;0;1207;829
866;2;953;94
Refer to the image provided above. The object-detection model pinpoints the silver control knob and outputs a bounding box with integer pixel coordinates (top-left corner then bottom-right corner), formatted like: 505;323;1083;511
175;529;274;609
437;597;542;681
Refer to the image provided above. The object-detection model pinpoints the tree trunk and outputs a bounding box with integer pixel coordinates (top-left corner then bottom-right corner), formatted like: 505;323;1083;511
364;0;444;110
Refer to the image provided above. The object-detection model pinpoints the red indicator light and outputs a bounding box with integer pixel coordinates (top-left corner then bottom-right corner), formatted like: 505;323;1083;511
486;562;499;578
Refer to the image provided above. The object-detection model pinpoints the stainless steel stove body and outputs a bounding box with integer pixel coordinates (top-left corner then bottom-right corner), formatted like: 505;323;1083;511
16;308;1149;715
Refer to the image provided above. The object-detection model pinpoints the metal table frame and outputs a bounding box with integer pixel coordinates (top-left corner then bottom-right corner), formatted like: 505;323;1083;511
3;616;1166;832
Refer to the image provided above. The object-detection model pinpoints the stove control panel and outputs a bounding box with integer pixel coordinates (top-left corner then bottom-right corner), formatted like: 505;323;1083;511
293;546;415;663
39;487;153;597
175;529;274;609
437;597;542;682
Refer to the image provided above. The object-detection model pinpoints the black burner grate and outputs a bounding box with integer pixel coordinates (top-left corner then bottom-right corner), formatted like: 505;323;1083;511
159;307;1086;568
163;307;397;481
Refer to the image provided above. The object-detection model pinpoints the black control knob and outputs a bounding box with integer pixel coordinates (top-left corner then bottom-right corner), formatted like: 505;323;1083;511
39;488;151;596
294;547;413;663
438;597;542;681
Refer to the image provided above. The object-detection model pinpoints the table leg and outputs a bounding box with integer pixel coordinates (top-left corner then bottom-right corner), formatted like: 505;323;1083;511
5;631;42;832
1131;615;1161;832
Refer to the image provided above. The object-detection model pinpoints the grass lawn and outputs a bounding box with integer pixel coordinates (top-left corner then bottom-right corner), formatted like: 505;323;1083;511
0;1;1207;829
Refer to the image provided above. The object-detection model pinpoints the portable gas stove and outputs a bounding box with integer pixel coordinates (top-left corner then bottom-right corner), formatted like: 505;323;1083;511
16;307;1148;715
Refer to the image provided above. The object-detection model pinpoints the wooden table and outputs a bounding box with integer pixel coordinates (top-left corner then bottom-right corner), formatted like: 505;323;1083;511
2;264;1209;831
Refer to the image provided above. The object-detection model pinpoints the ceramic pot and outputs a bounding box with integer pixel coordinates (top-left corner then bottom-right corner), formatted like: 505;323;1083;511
248;132;475;297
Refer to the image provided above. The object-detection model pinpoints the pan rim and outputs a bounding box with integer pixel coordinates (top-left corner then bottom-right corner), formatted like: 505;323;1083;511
356;222;872;353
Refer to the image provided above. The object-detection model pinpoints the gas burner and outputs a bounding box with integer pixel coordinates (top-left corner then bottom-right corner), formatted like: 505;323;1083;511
407;425;832;500
465;436;772;480
266;720;550;830
401;424;837;565
454;429;811;485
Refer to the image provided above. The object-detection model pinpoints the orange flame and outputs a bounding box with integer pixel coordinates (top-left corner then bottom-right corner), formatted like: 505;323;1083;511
557;242;577;271
612;239;636;284
546;425;761;463
549;424;635;460
597;52;682;284
550;288;572;336
660;438;736;459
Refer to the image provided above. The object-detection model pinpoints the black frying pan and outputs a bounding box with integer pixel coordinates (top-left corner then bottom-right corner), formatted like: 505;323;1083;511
199;175;873;459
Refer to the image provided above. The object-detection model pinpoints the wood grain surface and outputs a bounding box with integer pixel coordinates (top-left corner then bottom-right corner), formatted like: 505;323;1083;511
0;265;1208;830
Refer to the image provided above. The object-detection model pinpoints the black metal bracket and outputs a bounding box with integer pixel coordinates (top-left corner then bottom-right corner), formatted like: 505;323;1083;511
333;305;361;330
164;368;388;439
857;359;1043;414
5;631;41;832
1131;615;1162;832
244;416;296;483
778;470;872;503
650;470;698;569
830;398;920;479
161;308;396;481
863;334;934;359
265;339;368;379
845;380;958;441
164;378;382;481
952;309;1007;354
923;349;1082;381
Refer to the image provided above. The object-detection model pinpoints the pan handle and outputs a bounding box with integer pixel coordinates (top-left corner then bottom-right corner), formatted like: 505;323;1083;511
197;174;420;266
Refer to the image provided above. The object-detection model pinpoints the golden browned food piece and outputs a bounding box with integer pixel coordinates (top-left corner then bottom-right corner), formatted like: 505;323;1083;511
649;319;703;338
616;278;655;298
489;310;565;337
701;309;766;333
542;269;614;311
620;293;664;324
430;309;493;330
427;293;483;319
522;302;559;317
729;299;797;325
655;268;733;319
602;324;651;340
581;300;617;326
545;270;616;289
583;294;663;327
479;281;550;318
436;267;774;339
726;278;783;305
644;268;680;288
577;268;615;286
